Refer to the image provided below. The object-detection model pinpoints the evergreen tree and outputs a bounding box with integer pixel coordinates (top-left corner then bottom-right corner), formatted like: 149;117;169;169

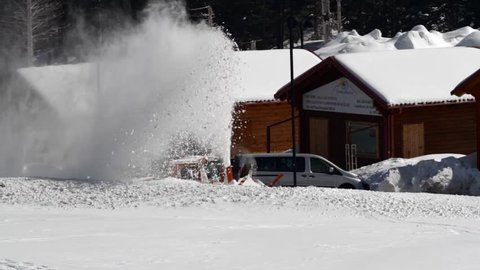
0;0;64;66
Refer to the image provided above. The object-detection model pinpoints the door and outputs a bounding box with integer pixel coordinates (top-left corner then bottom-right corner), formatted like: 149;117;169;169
298;157;335;187
402;123;425;158
252;156;306;186
309;117;328;157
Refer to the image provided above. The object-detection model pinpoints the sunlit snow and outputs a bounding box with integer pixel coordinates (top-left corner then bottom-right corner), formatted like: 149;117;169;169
315;25;480;58
2;3;480;270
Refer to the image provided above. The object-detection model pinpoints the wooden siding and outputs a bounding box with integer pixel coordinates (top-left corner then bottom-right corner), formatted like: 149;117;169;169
231;101;299;156
392;103;476;156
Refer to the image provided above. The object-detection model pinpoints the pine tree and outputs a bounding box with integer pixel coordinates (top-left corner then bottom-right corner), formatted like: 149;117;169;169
0;0;64;66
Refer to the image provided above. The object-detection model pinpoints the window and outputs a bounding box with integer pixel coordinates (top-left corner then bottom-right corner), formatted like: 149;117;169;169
255;157;305;172
347;122;379;158
256;157;276;171
310;158;330;173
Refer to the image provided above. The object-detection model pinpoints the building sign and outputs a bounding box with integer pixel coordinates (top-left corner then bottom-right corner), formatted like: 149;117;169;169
303;78;381;116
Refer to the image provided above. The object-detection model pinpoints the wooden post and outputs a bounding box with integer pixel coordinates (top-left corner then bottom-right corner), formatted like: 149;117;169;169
266;126;271;153
472;94;479;168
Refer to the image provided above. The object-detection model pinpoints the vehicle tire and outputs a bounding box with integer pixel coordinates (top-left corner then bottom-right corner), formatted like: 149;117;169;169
338;183;355;189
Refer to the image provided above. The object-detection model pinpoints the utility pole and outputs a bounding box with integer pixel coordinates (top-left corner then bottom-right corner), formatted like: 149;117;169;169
97;0;102;94
288;0;297;187
26;0;33;65
321;0;332;41
189;5;214;27
207;5;213;27
337;0;342;33
317;0;342;41
313;1;320;40
250;40;256;50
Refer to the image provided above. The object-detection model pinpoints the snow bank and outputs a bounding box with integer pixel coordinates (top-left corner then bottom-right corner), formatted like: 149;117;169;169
354;153;480;196
1;176;480;219
0;259;50;270
315;25;480;58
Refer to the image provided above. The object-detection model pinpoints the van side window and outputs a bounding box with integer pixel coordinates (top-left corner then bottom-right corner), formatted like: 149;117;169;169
278;157;305;172
255;157;305;172
256;157;276;171
310;158;330;174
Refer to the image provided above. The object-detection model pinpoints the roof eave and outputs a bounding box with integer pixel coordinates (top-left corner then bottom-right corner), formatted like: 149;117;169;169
274;58;332;100
451;68;480;97
387;99;476;109
274;57;391;111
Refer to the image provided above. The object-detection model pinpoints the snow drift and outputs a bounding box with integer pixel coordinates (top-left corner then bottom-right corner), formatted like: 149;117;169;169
354;154;480;196
315;25;480;58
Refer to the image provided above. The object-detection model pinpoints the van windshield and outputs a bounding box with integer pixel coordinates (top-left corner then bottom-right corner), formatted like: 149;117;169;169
255;157;305;172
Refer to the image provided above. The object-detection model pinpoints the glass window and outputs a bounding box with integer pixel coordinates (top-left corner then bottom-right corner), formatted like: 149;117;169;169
310;158;329;173
256;157;276;171
255;157;305;172
347;122;379;158
278;157;305;172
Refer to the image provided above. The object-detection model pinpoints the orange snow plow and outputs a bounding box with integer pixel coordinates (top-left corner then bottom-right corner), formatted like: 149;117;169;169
168;156;234;183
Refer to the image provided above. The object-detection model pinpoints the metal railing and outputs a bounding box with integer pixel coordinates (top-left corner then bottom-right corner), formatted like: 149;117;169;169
345;144;357;170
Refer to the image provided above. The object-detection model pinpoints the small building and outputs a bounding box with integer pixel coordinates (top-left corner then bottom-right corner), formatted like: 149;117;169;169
451;68;480;168
275;47;480;169
231;49;321;156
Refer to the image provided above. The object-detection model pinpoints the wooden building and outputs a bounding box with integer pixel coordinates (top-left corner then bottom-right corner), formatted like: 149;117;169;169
231;49;321;156
451;68;480;168
275;47;480;169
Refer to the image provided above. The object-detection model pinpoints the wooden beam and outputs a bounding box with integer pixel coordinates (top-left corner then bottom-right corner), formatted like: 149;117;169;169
476;95;480;169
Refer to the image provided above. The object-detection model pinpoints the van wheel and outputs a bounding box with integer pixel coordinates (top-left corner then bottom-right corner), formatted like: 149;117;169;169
338;183;355;189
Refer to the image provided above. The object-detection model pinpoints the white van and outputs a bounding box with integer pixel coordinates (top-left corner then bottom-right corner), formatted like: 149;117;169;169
233;153;368;189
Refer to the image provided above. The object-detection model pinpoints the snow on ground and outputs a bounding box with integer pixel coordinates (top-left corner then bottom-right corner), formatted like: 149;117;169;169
315;25;480;58
1;177;480;270
354;153;480;196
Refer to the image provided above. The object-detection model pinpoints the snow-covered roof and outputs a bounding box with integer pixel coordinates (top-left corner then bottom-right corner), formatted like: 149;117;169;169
234;49;321;102
17;49;321;105
18;63;97;118
335;47;480;106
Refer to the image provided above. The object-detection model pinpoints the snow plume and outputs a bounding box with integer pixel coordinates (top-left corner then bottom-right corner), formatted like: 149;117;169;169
1;1;238;180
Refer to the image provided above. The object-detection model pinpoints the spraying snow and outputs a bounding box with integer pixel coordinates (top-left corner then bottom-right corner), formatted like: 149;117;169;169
0;2;238;180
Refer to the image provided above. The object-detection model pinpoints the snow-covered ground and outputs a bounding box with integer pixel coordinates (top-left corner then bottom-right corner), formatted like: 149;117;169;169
1;177;480;270
2;4;480;269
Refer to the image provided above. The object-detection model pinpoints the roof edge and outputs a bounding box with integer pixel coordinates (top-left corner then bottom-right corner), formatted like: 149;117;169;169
329;57;390;112
451;68;480;97
274;58;332;100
